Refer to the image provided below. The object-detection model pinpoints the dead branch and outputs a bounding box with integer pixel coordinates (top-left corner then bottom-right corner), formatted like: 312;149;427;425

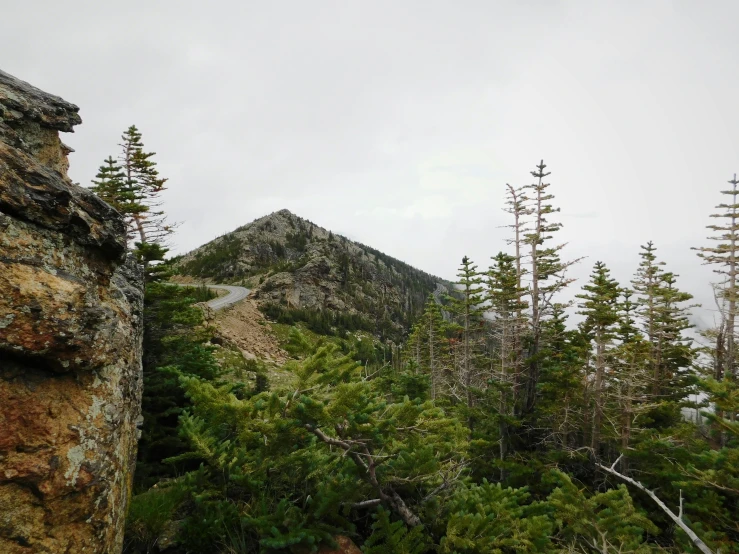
596;460;713;554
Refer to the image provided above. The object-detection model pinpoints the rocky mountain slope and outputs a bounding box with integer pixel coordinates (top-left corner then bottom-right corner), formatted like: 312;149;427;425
175;209;447;340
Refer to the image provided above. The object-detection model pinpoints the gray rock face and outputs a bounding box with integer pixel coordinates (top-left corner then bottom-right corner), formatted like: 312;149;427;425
0;69;143;553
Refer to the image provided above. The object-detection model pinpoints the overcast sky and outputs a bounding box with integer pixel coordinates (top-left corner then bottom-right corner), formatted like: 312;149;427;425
4;1;737;330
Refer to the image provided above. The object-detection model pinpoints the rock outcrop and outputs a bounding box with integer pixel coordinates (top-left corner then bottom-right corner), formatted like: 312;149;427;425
0;70;144;553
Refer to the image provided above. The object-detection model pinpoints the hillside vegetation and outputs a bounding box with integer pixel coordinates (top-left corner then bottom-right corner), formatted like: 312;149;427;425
122;163;739;554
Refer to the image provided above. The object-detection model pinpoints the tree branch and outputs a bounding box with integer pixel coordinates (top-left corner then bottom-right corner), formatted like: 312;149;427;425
344;498;382;510
596;461;713;554
305;424;422;527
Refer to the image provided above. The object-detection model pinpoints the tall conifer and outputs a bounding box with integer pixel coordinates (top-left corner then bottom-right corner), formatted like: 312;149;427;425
577;261;621;451
694;174;739;380
487;252;528;457
447;256;485;426
89;155;147;234
523;160;578;413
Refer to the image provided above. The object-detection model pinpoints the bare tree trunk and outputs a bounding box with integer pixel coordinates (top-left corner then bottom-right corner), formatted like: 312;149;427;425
591;330;604;452
499;321;508;471
465;302;473;430
527;173;544;414
621;379;632;474
133;214;147;244
506;184;526;412
429;315;436;400
728;180;737;383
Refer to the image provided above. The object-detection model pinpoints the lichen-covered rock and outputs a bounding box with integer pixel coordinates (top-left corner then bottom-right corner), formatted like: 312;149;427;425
0;70;143;553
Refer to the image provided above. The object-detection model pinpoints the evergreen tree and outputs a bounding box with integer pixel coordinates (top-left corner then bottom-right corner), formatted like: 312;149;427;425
134;281;224;489
548;470;660;553
632;243;697;417
577;261;621;452
89;155;146;220
438;481;553;553
363;508;430;554
90;125;175;278
486;252;529;461
119;125;173;245
652;272;698;402
523;160;578;413
693;173;739;381
406;294;450;400
632;242;671;396
609;290;652;472
447;256;486;427
502;184;533;411
173;331;467;535
536;304;587;451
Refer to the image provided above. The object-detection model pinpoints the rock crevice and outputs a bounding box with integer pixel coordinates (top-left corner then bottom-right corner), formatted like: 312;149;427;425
0;70;143;553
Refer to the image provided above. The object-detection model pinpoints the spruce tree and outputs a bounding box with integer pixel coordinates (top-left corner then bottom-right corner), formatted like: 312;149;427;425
90;125;175;277
119;125;176;277
610;289;652;471
523;160;578;413
89;155;148;234
447;256;486;427
632;243;697;405
576;261;621;452
424;295;450;400
486;252;529;460
536;304;587;451
693;173;739;380
502;184;532;411
652;271;697;402
631;242;668;395
405;295;449;399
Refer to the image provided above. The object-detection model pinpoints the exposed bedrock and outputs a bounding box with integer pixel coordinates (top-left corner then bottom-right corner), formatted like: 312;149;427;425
0;69;144;553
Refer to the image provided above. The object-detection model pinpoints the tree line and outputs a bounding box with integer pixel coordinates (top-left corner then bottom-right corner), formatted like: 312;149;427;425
86;147;739;552
401;161;738;551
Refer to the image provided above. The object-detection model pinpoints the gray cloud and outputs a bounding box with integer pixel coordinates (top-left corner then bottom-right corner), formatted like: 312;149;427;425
4;0;738;330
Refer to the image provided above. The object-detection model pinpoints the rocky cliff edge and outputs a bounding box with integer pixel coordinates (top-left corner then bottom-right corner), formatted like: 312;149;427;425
0;69;144;553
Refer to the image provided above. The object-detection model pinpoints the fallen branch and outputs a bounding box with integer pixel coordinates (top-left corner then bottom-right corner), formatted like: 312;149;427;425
596;460;713;554
344;498;382;510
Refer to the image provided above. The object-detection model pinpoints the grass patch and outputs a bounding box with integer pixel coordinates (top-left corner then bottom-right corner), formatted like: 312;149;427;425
125;481;188;552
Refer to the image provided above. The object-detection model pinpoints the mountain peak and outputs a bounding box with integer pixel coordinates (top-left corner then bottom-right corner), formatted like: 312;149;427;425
176;212;447;340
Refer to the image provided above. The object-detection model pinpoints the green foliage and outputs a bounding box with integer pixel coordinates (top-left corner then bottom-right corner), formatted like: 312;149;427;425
286;230;308;252
89;155;146;220
438;481;553;553
547;471;659;553
128;161;739;554
180;235;244;280
140;331;467;551
135;241;171;282
124;481;188;552
90;125;175;282
577;261;621;341
262;302;376;338
190;284;218;303
362;508;430;554
135;282;225;489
